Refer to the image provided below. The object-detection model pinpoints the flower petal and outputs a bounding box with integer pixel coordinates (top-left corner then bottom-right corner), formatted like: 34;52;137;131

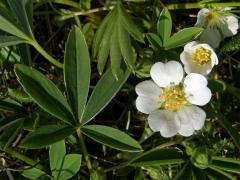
176;106;206;136
135;80;162;98
148;110;180;138
184;73;208;91
185;87;212;106
221;16;239;37
200;27;222;48
195;8;210;27
136;96;158;114
150;61;183;88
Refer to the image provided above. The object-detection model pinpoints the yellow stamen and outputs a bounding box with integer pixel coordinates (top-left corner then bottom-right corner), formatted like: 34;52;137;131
193;47;212;66
158;86;187;111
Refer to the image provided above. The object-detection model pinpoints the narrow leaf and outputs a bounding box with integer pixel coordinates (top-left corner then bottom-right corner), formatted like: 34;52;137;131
110;23;122;79
64;26;90;121
131;148;186;166
0;15;30;40
157;7;172;46
118;20;135;72
0;36;26;48
81;68;130;125
15;64;76;125
82;125;142;152
20;125;75;149
0;99;25;113
93;10;115;58
7;0;34;37
0;115;24;130
174;162;193;180
165;27;203;49
146;33;163;49
206;166;235;180
211;156;240;174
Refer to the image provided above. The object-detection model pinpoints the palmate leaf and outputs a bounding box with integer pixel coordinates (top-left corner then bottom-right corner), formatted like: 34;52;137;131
82;125;142;152
15;64;76;125
93;0;143;78
64;26;90;121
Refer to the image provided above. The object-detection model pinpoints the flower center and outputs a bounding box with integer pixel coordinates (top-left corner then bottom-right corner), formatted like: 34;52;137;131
193;47;212;65
159;86;187;111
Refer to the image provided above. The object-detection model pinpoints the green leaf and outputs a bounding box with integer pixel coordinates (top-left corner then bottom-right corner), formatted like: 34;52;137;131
97;10;116;74
81;68;130;125
205;166;235;180
0;36;26;48
215;112;240;150
117;0;144;43
146;33;162;49
0;119;23;150
57;154;82;180
110;22;122;79
82;125;142;152
64;26;90;121
0;15;31;40
14;64;76;125
20;125;75;149
165;27;203;49
208;79;226;93
131;148;186;166
49;140;66;178
211;156;240;174
92;10;115;58
0;115;24;130
0;99;25;113
7;0;34;37
8;88;32;103
157;7;172;46
22;168;50;180
118;20;135;72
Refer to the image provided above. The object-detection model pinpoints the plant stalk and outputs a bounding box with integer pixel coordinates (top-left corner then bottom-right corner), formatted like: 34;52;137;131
76;127;93;173
30;41;63;68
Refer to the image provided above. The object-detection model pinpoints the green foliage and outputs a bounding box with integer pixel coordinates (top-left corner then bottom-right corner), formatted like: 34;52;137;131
82;125;142;152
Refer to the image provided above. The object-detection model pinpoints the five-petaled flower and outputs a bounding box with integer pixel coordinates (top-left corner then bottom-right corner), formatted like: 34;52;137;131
180;41;218;75
195;7;239;48
135;61;212;138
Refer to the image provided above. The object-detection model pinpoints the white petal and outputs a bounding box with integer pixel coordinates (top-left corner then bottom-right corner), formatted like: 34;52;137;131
150;61;183;88
200;28;222;48
184;73;208;91
185;87;212;106
136;96;158;114
176;106;206;136
221;16;239;37
195;8;210;27
148;110;180;138
135;80;162;98
183;41;198;51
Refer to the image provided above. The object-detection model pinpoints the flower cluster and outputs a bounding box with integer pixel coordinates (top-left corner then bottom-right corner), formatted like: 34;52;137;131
135;7;239;138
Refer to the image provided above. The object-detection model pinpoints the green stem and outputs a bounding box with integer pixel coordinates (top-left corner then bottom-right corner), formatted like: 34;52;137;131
30;41;63;68
3;147;48;173
76;127;93;173
166;2;240;10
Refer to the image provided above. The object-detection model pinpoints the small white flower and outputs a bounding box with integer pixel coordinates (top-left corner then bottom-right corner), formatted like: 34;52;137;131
180;41;218;75
135;61;211;138
195;7;239;48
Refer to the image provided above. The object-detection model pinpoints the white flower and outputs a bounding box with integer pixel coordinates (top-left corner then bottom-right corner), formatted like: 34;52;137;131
135;61;211;138
180;41;218;75
195;7;239;48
